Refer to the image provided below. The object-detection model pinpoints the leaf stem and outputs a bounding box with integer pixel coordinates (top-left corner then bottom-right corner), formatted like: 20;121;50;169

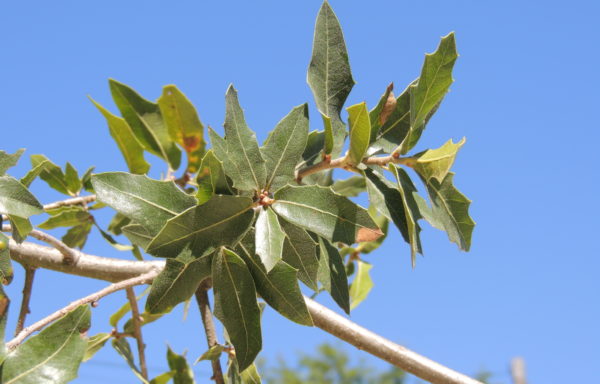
6;270;158;350
195;279;225;384
14;266;36;336
296;154;414;183
126;287;149;380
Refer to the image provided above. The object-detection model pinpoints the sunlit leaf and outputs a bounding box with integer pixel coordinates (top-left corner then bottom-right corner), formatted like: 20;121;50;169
255;207;285;271
0;149;24;176
369;82;412;154
196;150;233;204
83;333;111;362
64;163;82;194
349;260;373;310
7;215;32;244
29;155;71;195
0;176;43;218
194;344;224;363
368;83;395;144
346;102;371;165
38;208;91;230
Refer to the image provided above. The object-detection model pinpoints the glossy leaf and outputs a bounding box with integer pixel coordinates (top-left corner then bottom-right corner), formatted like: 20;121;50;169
112;338;149;384
196;150;233;204
318;237;350;314
307;1;354;156
146;248;212;314
213;86;267;191
369;82;412;154
368;83;395;143
279;219;320;291
413;138;465;182
29;155;71;195
237;235;313;326
2;305;90;384
62;222;93;249
349;260;373;310
0;176;43;218
7;215;32;244
0;149;24;176
0;233;13;285
83;333;111;362
92;172;196;234
331;176;366;197
90;98;150;174
147;195;254;258
272;185;382;244
38;208;91;230
421;172;474;251
363;168;411;247
109;79;181;169
255;207;285;271
212;249;262;371
261;104;309;190
158;85;206;173
400;33;458;154
346;102;371;165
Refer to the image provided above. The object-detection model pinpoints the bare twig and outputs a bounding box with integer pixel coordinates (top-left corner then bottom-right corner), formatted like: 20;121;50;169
14;267;36;336
7;239;482;384
126;287;148;380
7;270;158;350
195;279;225;384
1;225;80;265
511;357;527;384
296;154;414;182
43;195;96;211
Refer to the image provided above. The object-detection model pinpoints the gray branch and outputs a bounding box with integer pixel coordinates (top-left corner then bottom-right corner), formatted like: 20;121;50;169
7;239;482;384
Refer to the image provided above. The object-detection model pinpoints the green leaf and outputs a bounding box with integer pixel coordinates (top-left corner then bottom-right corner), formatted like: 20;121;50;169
369;82;413;154
122;224;154;251
0;285;10;364
318;237;350;314
147;195;254;258
212;249;262;371
80;166;95;192
109;79;181;169
83;333;111;362
167;347;196;384
0;233;13;285
194;344;224;363
321;114;334;155
0;149;24;176
91;172;196;234
298;130;332;186
272;185;382;244
349;260;373;310
400;33;458;154
109;287;150;327
261;104;309;191
421;172;474;251
368;83;395;144
363;168;422;257
236;234;312;326
356;214;388;255
158;85;206;174
2;305;90;384
254;208;285;272
108;213;131;235
331;176;366;197
62;222;93;249
64;163;82;194
307;1;354;156
90;97;150;174
214;85;267;191
20;160;50;188
412;138;465;183
38;208;91;230
0;176;43;218
146;248;212;314
7;215;33;244
390;165;425;266
196;150;233;204
240;364;262;384
279;219;319;291
150;371;176;384
29;155;71;195
112;338;149;384
94;223;134;251
346;102;371;165
123;312;163;334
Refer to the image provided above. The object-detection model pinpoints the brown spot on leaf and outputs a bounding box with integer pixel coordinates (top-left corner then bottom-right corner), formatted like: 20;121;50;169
183;136;200;151
379;90;396;126
356;227;384;243
0;297;9;318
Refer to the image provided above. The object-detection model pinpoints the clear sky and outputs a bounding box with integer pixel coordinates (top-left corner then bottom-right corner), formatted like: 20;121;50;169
2;1;599;383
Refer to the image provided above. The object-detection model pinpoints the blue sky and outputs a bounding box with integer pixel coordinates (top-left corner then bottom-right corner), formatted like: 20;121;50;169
2;1;599;383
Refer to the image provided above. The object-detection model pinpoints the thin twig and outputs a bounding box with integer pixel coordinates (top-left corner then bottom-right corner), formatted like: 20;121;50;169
2;225;80;265
43;195;96;211
126;287;148;380
195;279;224;384
511;357;527;384
296;154;414;182
7;270;158;350
14;266;36;336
